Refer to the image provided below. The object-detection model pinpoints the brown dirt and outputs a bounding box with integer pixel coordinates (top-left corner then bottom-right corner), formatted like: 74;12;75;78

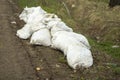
0;0;119;80
0;0;37;80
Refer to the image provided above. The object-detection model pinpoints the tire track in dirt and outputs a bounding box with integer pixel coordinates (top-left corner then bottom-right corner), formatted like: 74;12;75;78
7;0;55;79
0;0;37;80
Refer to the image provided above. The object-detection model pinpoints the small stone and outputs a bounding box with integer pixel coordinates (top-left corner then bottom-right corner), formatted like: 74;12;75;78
11;21;16;24
107;66;110;69
36;67;41;71
46;78;49;80
55;64;60;68
71;4;76;8
97;40;100;43
40;59;43;62
37;77;40;80
73;70;77;73
96;36;100;40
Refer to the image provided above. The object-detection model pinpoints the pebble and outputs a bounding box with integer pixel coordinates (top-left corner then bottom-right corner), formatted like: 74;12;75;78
55;64;60;68
11;21;16;24
36;67;41;71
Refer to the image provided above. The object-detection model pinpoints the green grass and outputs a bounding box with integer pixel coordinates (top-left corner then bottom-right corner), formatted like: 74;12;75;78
89;38;120;59
58;56;67;63
18;0;62;13
18;0;38;7
17;0;76;27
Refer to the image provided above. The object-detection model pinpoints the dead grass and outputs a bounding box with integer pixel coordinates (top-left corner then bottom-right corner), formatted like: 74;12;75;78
65;0;120;41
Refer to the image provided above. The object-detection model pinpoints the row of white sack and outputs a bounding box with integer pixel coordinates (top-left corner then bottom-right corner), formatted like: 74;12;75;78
16;6;93;69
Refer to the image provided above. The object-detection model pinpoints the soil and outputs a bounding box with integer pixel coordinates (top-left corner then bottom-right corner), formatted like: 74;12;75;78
0;0;119;80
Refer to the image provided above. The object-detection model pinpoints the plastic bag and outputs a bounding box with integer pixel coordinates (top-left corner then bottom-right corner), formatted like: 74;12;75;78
19;6;46;23
16;24;32;39
30;28;52;46
51;31;82;55
16;22;46;39
67;45;93;69
42;13;73;33
52;31;90;50
50;24;73;36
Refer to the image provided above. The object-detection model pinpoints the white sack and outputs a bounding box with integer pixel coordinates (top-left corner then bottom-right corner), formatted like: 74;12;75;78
51;31;83;55
19;6;46;23
30;28;52;46
16;24;32;39
70;33;91;49
67;45;93;69
51;31;93;69
41;13;73;32
42;13;59;24
16;22;46;39
65;32;91;49
50;22;73;35
41;13;61;29
51;31;91;51
30;22;46;31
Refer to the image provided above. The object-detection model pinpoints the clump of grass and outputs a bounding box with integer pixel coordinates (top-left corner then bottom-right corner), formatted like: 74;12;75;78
58;56;67;63
105;63;120;75
88;37;120;59
18;0;39;8
113;67;120;75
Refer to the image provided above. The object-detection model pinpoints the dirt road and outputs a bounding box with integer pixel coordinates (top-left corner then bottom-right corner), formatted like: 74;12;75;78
0;0;37;80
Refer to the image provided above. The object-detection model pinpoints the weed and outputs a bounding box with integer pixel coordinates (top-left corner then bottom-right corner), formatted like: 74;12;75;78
58;56;67;63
